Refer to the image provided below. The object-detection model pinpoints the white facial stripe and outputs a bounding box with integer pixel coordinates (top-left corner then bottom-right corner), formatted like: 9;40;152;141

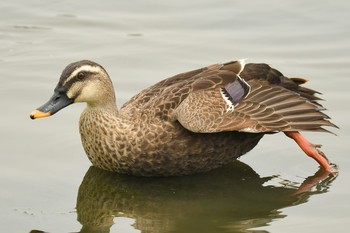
63;65;103;86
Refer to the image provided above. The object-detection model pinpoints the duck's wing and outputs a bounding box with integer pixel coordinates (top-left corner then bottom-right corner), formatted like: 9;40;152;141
240;63;323;103
175;72;336;134
121;60;245;113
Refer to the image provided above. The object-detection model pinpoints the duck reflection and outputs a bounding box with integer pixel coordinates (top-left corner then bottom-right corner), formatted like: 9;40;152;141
75;161;335;233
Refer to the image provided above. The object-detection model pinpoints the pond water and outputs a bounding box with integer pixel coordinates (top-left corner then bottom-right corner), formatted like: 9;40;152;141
1;0;349;232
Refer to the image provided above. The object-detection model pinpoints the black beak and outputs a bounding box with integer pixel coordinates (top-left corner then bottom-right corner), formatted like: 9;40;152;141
30;88;74;119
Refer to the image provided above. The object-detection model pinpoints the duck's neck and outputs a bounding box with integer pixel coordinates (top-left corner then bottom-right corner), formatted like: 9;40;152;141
79;103;133;171
85;88;119;114
86;101;119;114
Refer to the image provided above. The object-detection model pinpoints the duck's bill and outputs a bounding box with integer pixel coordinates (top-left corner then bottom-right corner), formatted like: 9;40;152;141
30;90;74;119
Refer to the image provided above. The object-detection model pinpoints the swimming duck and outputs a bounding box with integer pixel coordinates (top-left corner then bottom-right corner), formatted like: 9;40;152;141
30;60;336;176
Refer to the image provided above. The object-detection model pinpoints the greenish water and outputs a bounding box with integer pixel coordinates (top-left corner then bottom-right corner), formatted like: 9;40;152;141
1;0;349;232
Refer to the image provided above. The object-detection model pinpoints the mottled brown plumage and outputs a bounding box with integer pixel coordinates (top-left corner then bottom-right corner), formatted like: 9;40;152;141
30;60;336;176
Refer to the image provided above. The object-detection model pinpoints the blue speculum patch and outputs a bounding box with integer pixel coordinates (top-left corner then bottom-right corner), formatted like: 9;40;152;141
222;76;251;105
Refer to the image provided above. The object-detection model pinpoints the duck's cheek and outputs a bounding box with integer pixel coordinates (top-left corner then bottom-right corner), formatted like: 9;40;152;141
72;83;100;103
66;83;81;100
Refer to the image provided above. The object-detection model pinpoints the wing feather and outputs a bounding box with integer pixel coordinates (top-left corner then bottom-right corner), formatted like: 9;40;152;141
120;60;336;134
175;79;336;133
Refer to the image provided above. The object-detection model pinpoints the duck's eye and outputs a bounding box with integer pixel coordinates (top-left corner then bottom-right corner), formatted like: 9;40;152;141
77;72;85;80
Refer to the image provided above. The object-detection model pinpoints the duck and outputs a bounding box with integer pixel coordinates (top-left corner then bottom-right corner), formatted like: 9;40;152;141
30;59;337;176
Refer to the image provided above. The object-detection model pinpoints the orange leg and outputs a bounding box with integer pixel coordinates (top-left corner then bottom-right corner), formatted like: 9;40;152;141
284;131;333;174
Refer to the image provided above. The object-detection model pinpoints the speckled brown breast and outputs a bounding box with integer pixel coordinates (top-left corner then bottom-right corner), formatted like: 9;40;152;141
79;107;264;176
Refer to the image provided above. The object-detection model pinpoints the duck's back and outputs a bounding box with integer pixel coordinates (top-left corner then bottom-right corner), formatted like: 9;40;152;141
120;61;250;118
120;61;331;133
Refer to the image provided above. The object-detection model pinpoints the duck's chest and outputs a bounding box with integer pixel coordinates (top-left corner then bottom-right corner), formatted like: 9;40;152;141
78;110;184;173
79;110;135;170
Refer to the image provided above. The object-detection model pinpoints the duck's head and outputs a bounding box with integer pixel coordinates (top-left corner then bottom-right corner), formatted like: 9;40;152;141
30;60;116;119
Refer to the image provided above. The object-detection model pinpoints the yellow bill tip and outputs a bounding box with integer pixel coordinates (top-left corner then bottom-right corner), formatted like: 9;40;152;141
30;110;51;119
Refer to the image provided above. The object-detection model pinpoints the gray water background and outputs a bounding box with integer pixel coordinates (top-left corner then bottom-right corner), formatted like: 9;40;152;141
1;0;349;232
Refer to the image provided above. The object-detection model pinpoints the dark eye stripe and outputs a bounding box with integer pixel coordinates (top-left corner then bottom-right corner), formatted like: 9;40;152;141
63;71;95;89
60;63;107;92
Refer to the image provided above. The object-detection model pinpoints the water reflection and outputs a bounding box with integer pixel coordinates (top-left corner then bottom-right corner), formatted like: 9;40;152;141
74;161;335;233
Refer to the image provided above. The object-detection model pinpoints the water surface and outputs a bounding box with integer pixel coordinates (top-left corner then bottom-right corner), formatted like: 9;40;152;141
1;0;349;232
